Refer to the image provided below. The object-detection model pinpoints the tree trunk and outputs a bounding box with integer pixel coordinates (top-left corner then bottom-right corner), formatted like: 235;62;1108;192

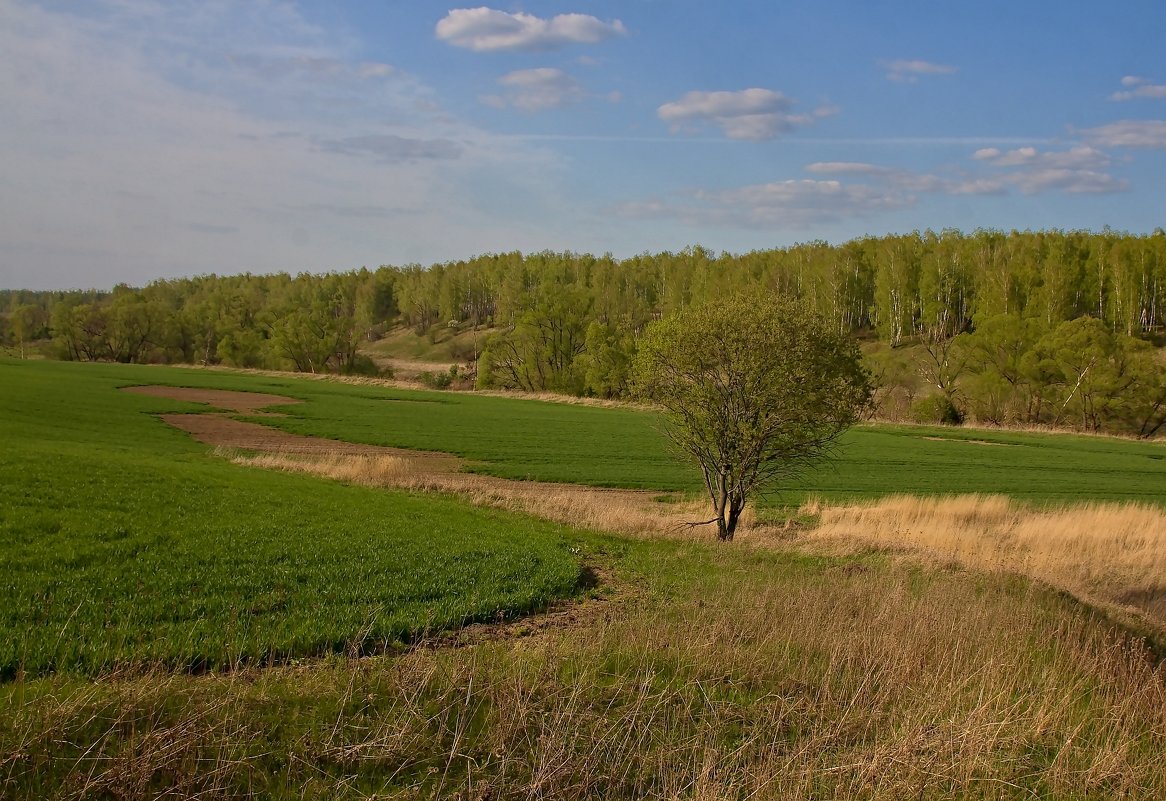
715;515;730;541
725;498;744;540
702;465;750;542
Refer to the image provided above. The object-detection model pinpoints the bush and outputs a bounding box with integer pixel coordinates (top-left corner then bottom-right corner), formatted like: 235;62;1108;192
911;394;964;425
448;337;482;362
419;367;455;390
341;354;386;377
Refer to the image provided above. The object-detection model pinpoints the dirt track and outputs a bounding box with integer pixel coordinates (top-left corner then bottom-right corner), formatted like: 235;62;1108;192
125;384;462;464
122;385;301;414
157;414;462;465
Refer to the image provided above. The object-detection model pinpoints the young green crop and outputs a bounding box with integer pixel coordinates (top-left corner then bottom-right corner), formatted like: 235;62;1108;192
0;359;582;676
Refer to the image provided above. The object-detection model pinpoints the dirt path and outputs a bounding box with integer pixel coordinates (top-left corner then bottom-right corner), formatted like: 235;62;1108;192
123;385;302;414
159;414;462;466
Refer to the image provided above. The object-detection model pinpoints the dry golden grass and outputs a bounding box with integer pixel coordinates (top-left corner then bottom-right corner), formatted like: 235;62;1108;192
797;494;1166;631
7;556;1164;799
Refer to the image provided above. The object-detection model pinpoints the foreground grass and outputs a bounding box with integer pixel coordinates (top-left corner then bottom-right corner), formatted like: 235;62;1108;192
3;542;1164;799
0;360;581;676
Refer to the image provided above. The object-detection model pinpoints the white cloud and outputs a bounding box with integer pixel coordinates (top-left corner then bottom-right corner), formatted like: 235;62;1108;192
1009;169;1125;195
226;53;395;82
0;0;574;289
435;7;626;52
1110;75;1166;101
972;145;1111;169
881;59;957;83
967;146;1126;194
1080;120;1166;148
945;178;1009;196
807;149;1125;198
618;137;1132;234
805;162;895;176
358;62;395;78
621;179;913;228
480;68;585;111
317;134;463;161
657;88;832;140
629;140;1128;235
805;161;951;193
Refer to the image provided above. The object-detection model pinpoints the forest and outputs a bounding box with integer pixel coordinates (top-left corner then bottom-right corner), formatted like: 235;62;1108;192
3;228;1165;437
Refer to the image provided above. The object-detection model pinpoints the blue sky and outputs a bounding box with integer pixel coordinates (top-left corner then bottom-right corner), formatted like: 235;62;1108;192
2;0;1165;289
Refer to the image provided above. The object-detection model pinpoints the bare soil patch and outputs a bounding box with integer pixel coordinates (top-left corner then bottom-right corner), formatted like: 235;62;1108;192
123;385;301;414
921;436;1016;446
159;414;461;467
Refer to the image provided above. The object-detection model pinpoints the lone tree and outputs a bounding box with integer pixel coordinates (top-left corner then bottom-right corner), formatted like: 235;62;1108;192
632;294;871;541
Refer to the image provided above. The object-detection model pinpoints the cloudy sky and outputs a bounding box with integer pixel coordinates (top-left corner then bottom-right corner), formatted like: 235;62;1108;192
2;0;1165;289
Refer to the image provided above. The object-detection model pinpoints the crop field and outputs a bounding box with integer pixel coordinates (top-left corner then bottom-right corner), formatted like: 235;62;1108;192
0;359;582;676
15;359;1165;506
263;401;1166;506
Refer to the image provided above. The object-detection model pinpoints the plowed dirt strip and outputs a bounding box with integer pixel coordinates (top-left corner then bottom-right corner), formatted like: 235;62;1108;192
123;384;302;413
160;413;463;466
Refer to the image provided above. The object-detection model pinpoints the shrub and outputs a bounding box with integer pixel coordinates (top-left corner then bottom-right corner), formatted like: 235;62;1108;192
341;354;385;377
419;368;454;390
911;394;964;425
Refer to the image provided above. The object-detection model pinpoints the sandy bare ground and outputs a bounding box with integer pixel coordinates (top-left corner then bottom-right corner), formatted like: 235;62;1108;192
159;414;463;466
123;385;302;415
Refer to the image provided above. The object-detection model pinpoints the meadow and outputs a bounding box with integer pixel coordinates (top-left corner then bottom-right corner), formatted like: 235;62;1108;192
2;358;1165;799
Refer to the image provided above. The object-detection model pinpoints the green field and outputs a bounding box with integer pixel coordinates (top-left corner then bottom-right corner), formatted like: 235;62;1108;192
251;382;1166;506
16;359;1162;506
0;359;583;676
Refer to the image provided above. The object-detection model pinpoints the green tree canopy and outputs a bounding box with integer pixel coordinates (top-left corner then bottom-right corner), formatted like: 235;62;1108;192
632;294;872;541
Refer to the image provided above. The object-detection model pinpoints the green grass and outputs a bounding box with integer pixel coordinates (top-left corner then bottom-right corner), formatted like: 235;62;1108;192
0;359;582;677
4;539;1164;800
792;423;1166;507
4;359;1164;672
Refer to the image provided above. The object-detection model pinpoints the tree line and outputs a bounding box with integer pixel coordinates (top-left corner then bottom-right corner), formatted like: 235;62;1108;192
2;229;1164;435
